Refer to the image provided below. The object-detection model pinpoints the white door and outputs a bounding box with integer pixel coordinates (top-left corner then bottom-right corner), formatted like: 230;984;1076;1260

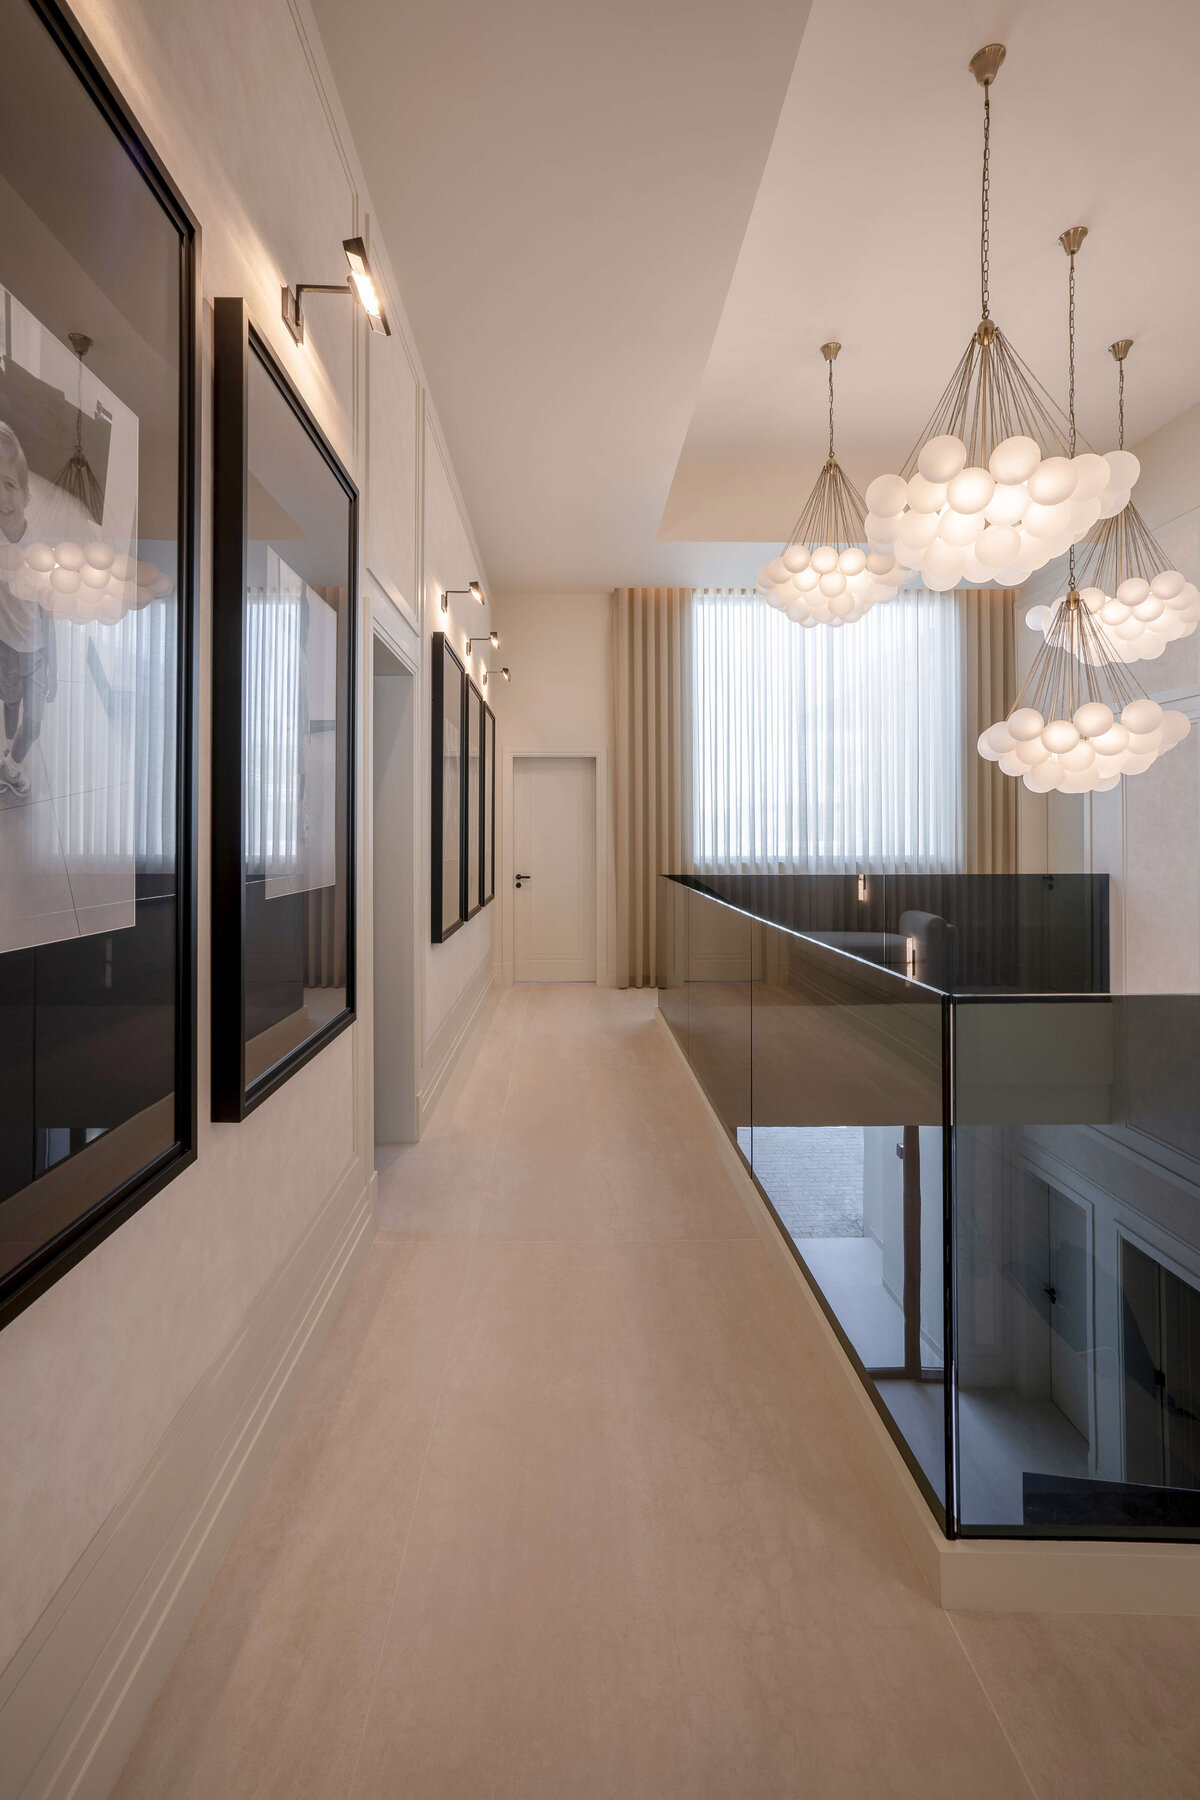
513;757;596;981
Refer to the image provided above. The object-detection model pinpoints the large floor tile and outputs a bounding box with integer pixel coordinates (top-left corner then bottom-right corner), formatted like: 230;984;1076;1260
347;1237;1032;1800
951;1611;1200;1800
112;1235;470;1800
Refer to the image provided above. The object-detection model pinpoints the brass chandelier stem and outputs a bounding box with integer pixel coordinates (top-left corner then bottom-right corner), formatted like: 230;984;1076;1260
1059;226;1087;589
980;82;991;322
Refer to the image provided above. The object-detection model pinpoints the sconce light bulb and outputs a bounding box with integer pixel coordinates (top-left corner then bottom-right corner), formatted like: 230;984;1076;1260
469;580;484;603
490;632;500;647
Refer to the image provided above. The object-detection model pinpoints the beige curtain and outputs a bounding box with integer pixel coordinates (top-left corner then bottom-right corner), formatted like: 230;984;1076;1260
960;588;1019;873
612;588;692;987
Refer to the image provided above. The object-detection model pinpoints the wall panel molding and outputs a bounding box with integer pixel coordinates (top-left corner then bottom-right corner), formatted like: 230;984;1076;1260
0;1159;374;1800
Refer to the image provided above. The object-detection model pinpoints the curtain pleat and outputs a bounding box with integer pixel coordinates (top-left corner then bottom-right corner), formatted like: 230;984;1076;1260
612;587;691;988
959;588;1018;873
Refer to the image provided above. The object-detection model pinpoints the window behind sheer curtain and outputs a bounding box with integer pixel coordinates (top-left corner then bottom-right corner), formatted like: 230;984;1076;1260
691;588;963;873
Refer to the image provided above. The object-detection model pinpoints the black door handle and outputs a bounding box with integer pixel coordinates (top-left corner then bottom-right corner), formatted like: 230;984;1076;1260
516;872;532;888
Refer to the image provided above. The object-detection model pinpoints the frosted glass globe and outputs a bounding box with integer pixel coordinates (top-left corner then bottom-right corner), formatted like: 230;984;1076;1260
1026;457;1077;505
1133;596;1165;622
783;544;811;573
866;551;895;577
998;752;1026;777
112;554;136;582
1092;723;1131;757
1115;619;1144;642
940;508;984;547
1099;598;1128;626
838;547;867;575
829;592;854;617
986;721;1014;753
917;433;967;484
947;466;996;515
1150;569;1186;601
1104;449;1141;493
56;541;84;571
977;729;1001;761
1097;488;1130;521
1025;762;1062;792
923;540;965;587
84;540;116;570
1116;577;1150;605
897;510;939;550
1062;740;1096;771
978;524;1021;568
1162;709;1192;745
811;545;838;574
1023;500;1071;540
786;600;809;623
1015;737;1050;766
1008;707;1045;742
1094;774;1122;792
1122;751;1156;775
1069;453;1111;501
1078;586;1105;614
983;483;1028;528
25;542;55;574
818;570;845;597
794;567;820;591
766;557;790;585
865;473;908;518
1122;697;1164;733
50;566;81;595
989;436;1041;484
906;472;948;514
1073;701;1114;738
1042;718;1079;753
81;563;110;590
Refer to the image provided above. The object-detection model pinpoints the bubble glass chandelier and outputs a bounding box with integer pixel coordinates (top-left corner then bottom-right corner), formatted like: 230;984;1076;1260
863;45;1135;594
1027;338;1200;663
756;343;906;628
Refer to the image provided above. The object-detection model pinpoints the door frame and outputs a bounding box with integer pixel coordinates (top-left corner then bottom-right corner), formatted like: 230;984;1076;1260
367;596;421;1141
501;747;609;987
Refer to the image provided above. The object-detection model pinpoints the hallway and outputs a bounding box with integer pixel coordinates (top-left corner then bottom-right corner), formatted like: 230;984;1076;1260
115;986;1200;1800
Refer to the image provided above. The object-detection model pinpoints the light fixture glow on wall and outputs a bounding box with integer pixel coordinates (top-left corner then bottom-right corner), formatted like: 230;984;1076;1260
282;236;391;346
755;343;905;627
481;666;509;687
863;46;1134;592
979;233;1189;793
1027;339;1200;663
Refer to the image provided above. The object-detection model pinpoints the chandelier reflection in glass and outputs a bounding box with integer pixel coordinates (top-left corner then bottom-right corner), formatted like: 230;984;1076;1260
1027;338;1200;663
756;342;906;628
863;44;1135;593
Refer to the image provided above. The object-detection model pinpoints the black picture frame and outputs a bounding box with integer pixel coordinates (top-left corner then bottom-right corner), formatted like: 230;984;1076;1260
211;298;357;1122
0;0;199;1332
431;632;465;942
482;701;496;907
464;677;483;922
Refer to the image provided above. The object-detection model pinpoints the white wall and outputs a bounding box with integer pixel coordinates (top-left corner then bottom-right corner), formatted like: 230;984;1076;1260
0;0;491;1787
489;592;615;986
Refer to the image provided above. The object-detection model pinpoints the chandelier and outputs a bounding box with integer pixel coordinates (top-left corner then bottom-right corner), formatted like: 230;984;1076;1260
978;233;1190;793
756;343;906;628
1027;338;1200;663
862;44;1136;593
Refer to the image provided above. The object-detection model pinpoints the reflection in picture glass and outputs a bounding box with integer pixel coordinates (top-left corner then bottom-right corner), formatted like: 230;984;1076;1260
241;344;349;1089
440;638;462;937
466;681;481;913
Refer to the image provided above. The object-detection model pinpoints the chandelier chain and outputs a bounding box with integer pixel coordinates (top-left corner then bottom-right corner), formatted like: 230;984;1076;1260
980;84;991;320
1067;248;1077;589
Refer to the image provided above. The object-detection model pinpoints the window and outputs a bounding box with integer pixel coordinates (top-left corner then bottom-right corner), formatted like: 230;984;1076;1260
691;587;963;872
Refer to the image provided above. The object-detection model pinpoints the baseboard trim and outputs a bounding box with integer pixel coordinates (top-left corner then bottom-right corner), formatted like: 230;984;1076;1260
0;1156;376;1800
653;1008;1200;1615
418;959;493;1135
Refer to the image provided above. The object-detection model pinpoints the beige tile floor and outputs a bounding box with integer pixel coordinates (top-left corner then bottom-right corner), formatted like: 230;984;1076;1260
114;984;1200;1800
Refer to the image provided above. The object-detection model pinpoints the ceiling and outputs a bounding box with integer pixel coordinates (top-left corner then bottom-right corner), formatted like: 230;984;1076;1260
313;0;1200;591
311;0;813;593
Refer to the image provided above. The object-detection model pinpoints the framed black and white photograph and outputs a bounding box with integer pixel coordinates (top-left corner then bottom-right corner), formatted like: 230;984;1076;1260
431;630;465;942
0;0;198;1329
211;298;356;1122
465;676;483;921
482;700;495;906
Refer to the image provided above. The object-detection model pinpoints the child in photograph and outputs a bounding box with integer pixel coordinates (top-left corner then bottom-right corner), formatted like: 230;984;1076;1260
0;421;57;800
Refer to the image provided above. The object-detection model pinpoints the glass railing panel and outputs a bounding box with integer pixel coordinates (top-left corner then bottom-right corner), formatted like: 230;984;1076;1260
750;920;948;1513
953;994;1200;1538
682;887;754;1145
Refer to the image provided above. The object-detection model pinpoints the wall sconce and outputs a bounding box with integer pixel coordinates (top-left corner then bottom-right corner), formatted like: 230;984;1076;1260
468;633;499;652
857;873;868;902
282;236;391;346
441;581;485;613
482;667;510;687
905;935;918;980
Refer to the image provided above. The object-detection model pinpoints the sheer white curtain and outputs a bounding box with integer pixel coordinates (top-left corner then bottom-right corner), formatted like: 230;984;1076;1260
244;548;304;879
692;587;963;873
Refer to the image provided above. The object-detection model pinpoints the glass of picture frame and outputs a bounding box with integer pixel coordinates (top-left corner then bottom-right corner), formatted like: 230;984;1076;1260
431;631;465;941
482;700;495;906
211;298;356;1121
0;0;198;1329
465;676;483;920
